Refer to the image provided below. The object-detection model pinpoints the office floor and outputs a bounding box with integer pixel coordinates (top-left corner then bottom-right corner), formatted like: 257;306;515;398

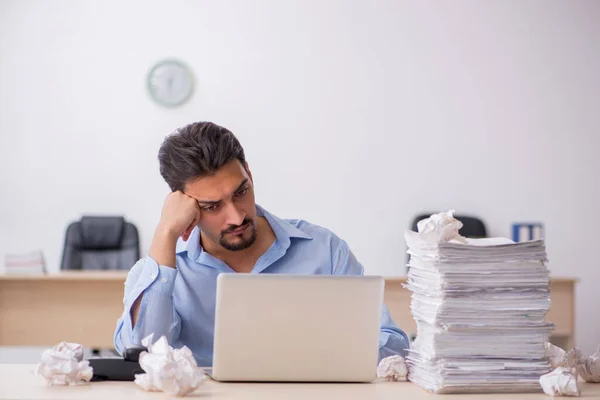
0;347;116;363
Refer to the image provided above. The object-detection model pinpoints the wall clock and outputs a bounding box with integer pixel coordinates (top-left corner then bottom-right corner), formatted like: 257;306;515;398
147;59;194;107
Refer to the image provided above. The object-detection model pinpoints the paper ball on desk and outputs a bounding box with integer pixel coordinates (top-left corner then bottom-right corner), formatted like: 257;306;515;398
414;210;468;244
134;334;206;397
562;348;584;369
539;366;580;397
545;342;567;369
539;346;583;397
377;355;408;382
579;345;600;383
35;342;93;385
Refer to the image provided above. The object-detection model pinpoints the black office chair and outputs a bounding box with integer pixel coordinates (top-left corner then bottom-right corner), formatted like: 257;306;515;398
60;216;140;271
60;216;139;356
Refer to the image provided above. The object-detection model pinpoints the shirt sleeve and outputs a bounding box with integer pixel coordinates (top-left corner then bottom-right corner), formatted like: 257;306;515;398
113;256;181;354
331;236;410;360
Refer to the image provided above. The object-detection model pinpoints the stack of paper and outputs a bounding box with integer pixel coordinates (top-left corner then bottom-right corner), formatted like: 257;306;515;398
4;250;46;275
405;214;553;393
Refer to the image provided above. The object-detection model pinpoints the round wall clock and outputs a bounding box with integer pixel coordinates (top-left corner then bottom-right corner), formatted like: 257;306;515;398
147;59;194;107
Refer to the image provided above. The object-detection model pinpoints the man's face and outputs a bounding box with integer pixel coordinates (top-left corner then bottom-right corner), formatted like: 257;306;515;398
183;160;257;251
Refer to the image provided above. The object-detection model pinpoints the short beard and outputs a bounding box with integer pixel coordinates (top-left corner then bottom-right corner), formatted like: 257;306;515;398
219;220;257;251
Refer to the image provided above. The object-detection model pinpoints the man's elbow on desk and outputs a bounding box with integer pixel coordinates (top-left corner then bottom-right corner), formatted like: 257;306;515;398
379;329;410;360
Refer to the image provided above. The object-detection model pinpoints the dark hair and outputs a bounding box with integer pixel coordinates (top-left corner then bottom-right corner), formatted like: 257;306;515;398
158;122;246;192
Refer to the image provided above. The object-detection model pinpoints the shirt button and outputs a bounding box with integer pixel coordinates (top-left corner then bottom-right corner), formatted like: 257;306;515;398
150;273;157;279
161;278;168;283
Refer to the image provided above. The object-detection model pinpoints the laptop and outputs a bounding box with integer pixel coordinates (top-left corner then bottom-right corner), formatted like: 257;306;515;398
208;274;384;382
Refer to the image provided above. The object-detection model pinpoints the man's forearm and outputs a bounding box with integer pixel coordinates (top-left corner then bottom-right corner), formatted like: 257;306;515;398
379;329;410;360
130;228;178;327
149;227;179;269
116;264;180;353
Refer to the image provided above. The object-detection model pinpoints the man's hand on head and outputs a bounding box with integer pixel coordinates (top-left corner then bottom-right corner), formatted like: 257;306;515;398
157;191;202;242
150;191;201;268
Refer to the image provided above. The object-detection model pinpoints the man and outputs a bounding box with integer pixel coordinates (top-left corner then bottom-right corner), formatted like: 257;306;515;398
114;121;409;366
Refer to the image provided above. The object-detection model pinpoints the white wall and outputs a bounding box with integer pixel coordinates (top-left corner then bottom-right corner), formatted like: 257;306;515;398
1;0;599;353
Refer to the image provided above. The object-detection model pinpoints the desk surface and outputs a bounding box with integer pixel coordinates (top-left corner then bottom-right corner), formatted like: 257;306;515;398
1;365;599;400
0;272;578;283
0;271;129;281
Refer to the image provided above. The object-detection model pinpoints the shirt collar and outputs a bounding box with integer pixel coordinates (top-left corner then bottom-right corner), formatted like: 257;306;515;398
256;204;312;242
176;204;312;260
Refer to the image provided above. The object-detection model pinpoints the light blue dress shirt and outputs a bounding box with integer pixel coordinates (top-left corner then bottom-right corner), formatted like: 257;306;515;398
114;205;409;366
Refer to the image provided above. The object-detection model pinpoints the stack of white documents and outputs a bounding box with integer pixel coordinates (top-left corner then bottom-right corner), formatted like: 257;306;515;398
4;250;46;275
405;212;553;393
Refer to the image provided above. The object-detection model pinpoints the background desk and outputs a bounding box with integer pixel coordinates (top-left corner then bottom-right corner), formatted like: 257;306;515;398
0;273;577;349
1;364;599;400
0;272;127;348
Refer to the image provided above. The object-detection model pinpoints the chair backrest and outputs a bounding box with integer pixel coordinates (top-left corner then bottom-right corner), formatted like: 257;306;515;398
60;216;140;270
410;213;487;238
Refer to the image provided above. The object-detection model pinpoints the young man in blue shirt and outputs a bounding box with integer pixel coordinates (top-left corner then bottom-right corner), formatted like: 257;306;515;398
114;121;409;366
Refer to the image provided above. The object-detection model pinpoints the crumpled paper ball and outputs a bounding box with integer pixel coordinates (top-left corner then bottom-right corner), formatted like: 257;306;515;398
415;210;468;244
545;342;568;369
562;348;583;369
134;334;205;397
540;344;583;397
578;345;600;383
377;355;408;381
539;367;580;397
34;342;93;385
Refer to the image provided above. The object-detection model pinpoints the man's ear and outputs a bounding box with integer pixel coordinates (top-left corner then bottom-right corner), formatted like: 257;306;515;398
245;161;253;182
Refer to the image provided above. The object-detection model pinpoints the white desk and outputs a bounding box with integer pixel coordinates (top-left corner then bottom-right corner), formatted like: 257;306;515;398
1;364;599;399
